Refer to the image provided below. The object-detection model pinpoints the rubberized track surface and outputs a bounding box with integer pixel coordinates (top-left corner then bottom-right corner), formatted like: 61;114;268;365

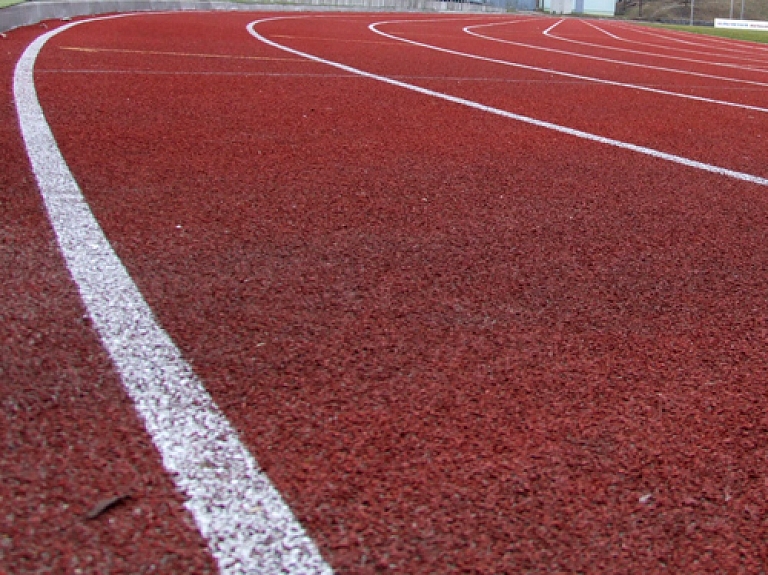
3;11;768;574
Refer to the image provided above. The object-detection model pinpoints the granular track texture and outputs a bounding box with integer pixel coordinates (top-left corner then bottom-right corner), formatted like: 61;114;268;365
1;24;217;575
4;11;768;574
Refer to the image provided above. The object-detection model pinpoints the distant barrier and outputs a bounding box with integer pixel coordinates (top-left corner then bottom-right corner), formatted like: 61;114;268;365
0;0;503;33
636;17;713;26
715;17;768;30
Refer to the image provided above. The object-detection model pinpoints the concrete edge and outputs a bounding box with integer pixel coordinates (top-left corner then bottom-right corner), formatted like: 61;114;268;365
0;0;504;33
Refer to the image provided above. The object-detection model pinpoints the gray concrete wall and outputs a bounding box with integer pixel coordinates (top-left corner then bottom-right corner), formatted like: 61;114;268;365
1;0;503;33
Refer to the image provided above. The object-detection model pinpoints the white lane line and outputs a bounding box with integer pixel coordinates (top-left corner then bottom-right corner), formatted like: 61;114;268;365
580;20;768;69
580;19;623;40
247;16;768;187
541;19;563;36
641;25;768;54
14;15;333;575
468;24;768;112
363;18;768;114
466;19;768;90
544;19;768;76
608;21;768;58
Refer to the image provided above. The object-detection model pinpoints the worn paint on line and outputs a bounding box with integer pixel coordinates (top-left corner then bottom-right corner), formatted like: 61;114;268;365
13;15;333;575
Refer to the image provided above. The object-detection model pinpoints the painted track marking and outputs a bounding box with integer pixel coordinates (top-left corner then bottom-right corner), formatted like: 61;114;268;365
271;33;395;45
247;16;768;187
468;22;768;113
544;19;768;75
60;45;306;62
582;21;768;73
618;22;768;55
372;18;768;113
38;68;359;78
584;20;768;63
465;20;768;91
41;67;634;84
14;15;333;575
11;12;768;573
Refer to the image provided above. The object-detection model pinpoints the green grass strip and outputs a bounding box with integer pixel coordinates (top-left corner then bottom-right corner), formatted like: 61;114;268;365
0;0;26;8
653;23;768;44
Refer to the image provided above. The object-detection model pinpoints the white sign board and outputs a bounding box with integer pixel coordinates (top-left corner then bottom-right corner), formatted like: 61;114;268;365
715;18;768;31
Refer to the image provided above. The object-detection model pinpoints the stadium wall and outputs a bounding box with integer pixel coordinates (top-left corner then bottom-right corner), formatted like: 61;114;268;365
541;0;614;15
0;0;503;33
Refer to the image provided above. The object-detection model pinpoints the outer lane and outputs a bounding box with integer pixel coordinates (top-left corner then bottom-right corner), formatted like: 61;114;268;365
546;19;768;69
260;15;768;178
1;21;219;575
22;11;768;573
460;17;768;103
581;19;768;64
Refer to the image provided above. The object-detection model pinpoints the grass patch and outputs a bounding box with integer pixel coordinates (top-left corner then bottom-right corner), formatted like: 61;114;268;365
0;0;25;7
651;23;768;43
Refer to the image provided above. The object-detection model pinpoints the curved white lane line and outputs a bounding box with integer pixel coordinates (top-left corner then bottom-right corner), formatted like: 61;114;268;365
247;17;767;187
541;18;563;35
465;20;768;92
544;19;768;76
580;20;624;40
14;15;332;575
364;18;768;113
611;21;768;57
580;20;768;69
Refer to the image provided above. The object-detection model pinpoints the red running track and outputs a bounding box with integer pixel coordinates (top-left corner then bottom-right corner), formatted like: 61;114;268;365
4;11;768;573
